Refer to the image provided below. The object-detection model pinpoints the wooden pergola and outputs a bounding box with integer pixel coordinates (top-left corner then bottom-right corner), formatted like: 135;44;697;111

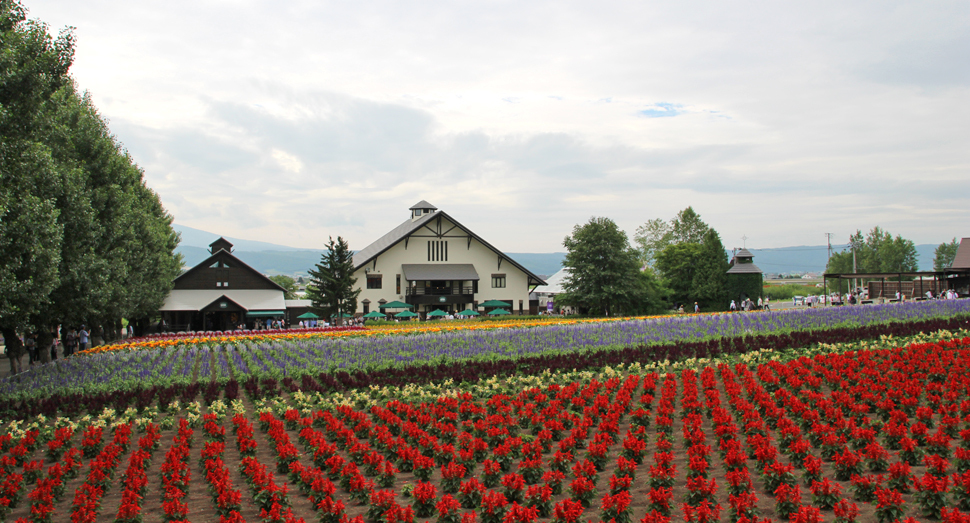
822;270;952;301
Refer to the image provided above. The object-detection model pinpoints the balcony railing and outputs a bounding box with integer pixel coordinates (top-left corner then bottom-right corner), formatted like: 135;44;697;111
406;286;475;296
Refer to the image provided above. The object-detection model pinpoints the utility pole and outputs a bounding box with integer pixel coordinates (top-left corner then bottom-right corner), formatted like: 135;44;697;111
851;238;858;295
823;233;833;305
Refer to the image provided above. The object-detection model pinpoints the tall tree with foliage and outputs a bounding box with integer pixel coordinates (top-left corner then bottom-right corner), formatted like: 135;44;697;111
655;228;729;311
633;207;711;267
934;238;960;270
269;275;299;299
306;236;360;325
559;217;657;315
692;229;730;309
825;227;920;293
1;1;181;366
654;243;703;307
825;227;919;274
0;0;72;371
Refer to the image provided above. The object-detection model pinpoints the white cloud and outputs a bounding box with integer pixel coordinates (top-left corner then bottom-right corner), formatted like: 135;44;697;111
21;0;970;253
271;149;303;173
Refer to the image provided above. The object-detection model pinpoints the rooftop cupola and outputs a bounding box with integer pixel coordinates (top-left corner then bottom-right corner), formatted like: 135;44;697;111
209;237;234;254
409;200;438;221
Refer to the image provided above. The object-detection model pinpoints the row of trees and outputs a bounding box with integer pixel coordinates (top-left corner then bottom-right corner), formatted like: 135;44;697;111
1;1;182;370
824;227;919;275
557;208;731;315
559;213;956;316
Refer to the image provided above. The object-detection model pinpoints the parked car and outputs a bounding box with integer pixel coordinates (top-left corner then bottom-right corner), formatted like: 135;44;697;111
793;296;805;305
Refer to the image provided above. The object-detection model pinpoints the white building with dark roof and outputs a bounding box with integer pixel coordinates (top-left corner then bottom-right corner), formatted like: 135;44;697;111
352;201;547;316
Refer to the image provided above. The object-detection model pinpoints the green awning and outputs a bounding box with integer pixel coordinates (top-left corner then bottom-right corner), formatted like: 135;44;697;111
246;311;285;317
479;300;511;308
488;308;511;315
363;311;386;318
395;310;419;318
426;309;448;317
382;301;412;309
457;309;480;316
297;312;319;319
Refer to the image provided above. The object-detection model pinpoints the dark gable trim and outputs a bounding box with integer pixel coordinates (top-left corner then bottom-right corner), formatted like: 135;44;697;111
353;211;547;287
174;248;286;292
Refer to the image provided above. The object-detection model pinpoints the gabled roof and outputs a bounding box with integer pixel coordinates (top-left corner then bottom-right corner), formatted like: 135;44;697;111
353;209;547;286
174;246;286;291
160;289;286;311
727;262;763;274
535;268;570;294
727;247;761;274
353;212;437;267
951;237;970;269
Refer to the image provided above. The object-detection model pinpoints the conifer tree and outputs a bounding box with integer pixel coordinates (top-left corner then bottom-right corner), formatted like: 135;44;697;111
306;236;360;325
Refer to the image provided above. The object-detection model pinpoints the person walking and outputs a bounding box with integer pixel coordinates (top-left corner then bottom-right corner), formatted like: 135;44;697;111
78;326;89;352
694;302;699;313
65;328;77;357
25;333;37;366
729;300;737;311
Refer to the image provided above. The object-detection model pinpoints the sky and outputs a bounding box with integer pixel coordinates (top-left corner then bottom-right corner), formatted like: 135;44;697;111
23;0;970;253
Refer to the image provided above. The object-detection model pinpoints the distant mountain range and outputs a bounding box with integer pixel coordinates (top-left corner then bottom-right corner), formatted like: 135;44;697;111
174;224;940;280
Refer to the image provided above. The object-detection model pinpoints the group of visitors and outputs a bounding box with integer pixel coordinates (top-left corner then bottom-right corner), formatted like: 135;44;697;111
932;289;962;300
730;297;765;311
5;325;89;371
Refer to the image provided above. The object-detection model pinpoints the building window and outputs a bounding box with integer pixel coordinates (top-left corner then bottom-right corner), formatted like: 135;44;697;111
363;302;370;314
427;240;449;261
491;274;506;288
396;274;401;294
367;275;382;289
223;281;228;287
216;282;221;287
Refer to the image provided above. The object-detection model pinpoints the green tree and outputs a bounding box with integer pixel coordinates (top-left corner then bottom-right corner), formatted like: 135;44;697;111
934;238;960;270
1;2;181;366
270;275;299;299
825;227;920;294
693;229;730;310
0;0;73;371
654;242;703;307
559;217;649;316
654;229;729;311
306;237;360;326
826;227;919;274
634;207;711;267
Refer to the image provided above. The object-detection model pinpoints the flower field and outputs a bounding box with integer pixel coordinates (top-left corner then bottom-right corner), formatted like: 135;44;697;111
3;328;970;522
3;301;970;417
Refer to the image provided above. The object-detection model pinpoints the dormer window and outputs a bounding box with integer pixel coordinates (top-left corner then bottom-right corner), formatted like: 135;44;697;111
414;209;422;217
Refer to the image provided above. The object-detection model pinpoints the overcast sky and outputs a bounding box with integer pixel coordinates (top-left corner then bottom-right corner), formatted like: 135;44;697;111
24;0;970;253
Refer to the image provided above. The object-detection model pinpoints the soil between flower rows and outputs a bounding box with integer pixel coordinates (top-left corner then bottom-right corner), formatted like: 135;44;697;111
3;340;966;523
